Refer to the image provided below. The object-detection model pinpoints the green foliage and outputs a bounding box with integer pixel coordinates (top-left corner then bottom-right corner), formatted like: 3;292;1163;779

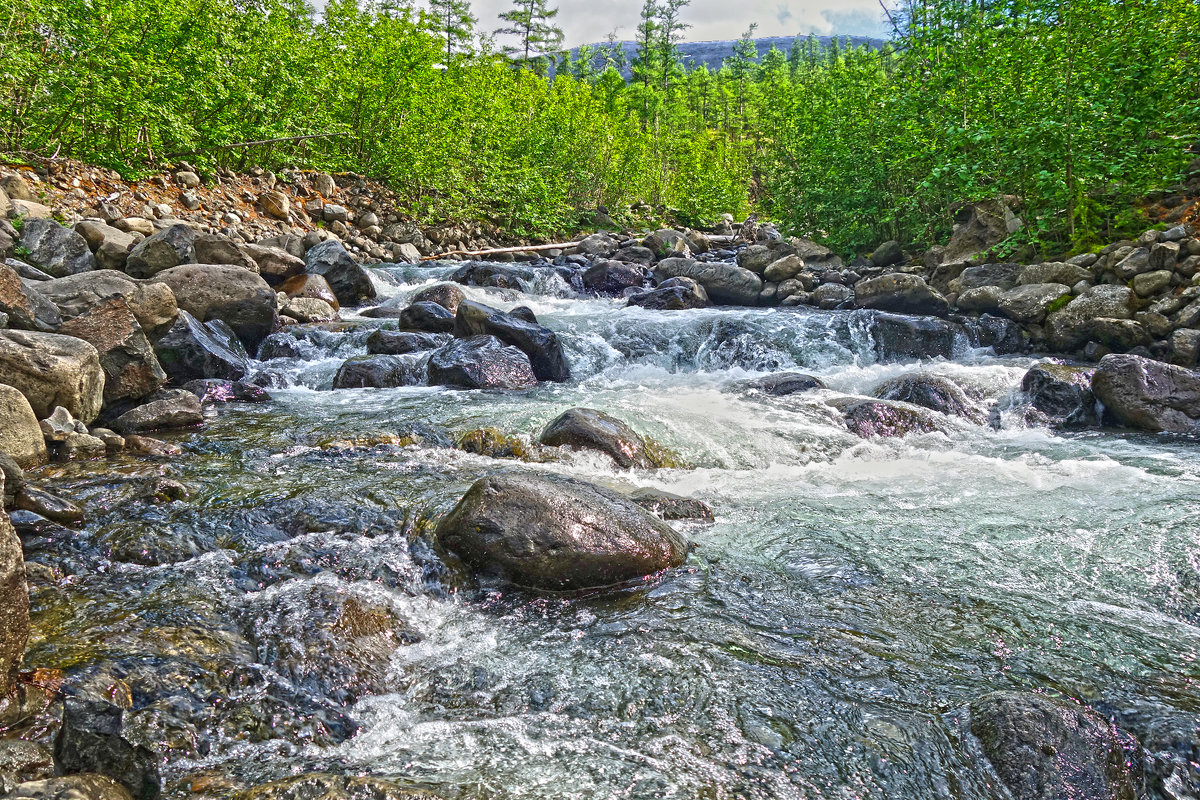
1046;294;1073;314
494;0;563;65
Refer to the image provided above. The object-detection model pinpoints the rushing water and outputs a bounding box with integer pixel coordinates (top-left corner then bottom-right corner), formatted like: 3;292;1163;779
20;262;1200;799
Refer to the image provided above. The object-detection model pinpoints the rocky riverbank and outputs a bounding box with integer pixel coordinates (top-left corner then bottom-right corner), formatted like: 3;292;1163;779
2;159;1200;800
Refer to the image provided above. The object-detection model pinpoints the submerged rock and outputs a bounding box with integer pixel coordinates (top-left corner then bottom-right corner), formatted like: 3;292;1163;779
1092;353;1200;433
182;379;269;405
332;355;425;389
111;392;204;434
629;487;714;522
5;775;134;800
969;691;1139;800
427;336;537;390
436;473;690;590
539;408;677;468
832;397;949;439
53;698;161;800
454;300;570;382
627;277;710;310
871;372;986;423
739;372;826;396
238;774;438;800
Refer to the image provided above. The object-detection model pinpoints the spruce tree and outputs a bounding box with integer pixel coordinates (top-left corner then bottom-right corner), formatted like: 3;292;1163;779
494;0;563;65
427;0;476;62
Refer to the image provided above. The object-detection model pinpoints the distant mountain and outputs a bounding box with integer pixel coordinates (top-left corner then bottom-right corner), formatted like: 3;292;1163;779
563;35;888;80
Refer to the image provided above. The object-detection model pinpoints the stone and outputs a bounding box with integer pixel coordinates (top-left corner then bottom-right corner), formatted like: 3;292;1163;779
1047;286;1138;351
1092;353;1200;432
55;296;166;403
812;282;852;309
174;170;201;188
736;245;776;274
1149;241;1180;270
869;240;903;267
1171;328;1200;367
114;218;154;237
332;355;426;389
5;258;53;282
613;246;655;266
0;174;34;202
427;336;537;390
5;775;134;800
970;692;1139;800
40;406;83;442
322;204;349;223
152;264;278;350
1021;361;1098;427
739;372;825;396
111;392;203;434
410;283;465;313
627;278;709;310
833;397;949;439
59;432;107;461
237;773;438;800
539;408;674;469
278;274;338;310
15;486;83;525
871;372;986;423
73;221;138;271
871;313;962;362
304;240;376;307
0;263;61;331
258;191;290;220
948;262;1023;294
313;172;337;196
365;330;450;356
181;379;269;405
652;258;762;305
0;740;53;787
643;229;690;257
394;301;454;333
1132;269;1172;297
1016;262;1093;287
0;331;104;423
36;271;178;340
939;199;1023;266
0;469;28;711
1112;247;1151;280
53;698;160;800
854;274;949;316
628;487;714;522
124;224;195;279
582;261;644;294
122;435;181;458
192;233;258;271
577;232;618;257
240;244;305;285
17;219;96;279
282;297;337;323
1086;318;1151;351
762;255;806;283
453;300;570;382
436;473;690;590
997;283;1071;325
955;285;1004;314
0;385;46;468
152;311;250;383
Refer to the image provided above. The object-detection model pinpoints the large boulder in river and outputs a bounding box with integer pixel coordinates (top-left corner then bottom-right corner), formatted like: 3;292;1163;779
870;313;962;362
1021;361;1098;427
17;218;96;277
739;372;825;396
366;330;450;356
332;355;426;389
0;262;61;331
539;408;675;468
583;260;645;294
36;271;178;340
627;277;709;310
1046;286;1137;352
436;473;690;590
831;397;948;439
0;384;47;467
124;224;195;279
454;300;570;382
56;296;166;403
0;330;104;423
427;335;537;390
279;274;339;310
410;282;465;313
871;372;985;423
652;258;762;305
152;264;278;350
304;240;375;307
394;301;454;334
153;311;249;383
0;470;29;713
854;274;949;316
1091;353;1200;433
969;691;1139;800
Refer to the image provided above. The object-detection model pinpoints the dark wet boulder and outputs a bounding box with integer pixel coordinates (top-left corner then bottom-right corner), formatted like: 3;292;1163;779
0;330;105;424
871;372;986;424
0;471;29;713
53;698;161;800
436;473;690;590
627;277;709;310
449;261;536;290
965;314;1024;355
182;379;269;404
652;258;762;305
1091;353;1200;433
332;355;426;389
15;485;84;525
111;391;203;434
454;300;570;382
151;264;278;351
969;691;1140;800
427;336;537;390
410;282;465;313
947;262;1023;294
393;301;454;334
124;224;195;279
832;397;949;439
539;408;677;468
1021;361;1099;427
304;240;376;307
629;488;714;522
238;773;439;800
56;296;166;404
739;372;826;396
870;312;963;362
854;274;949;316
455;428;545;461
0;739;53;787
583;260;645;294
17;219;96;278
0;263;61;331
152;311;250;383
365;330;450;355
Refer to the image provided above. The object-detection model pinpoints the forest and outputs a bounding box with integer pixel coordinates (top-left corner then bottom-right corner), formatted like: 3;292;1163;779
0;0;1197;253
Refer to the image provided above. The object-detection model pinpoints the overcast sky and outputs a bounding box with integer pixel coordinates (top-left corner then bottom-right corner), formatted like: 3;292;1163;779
475;0;891;48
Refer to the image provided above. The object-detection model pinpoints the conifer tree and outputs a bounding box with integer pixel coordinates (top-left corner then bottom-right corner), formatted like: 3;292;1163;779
494;0;563;65
427;0;476;62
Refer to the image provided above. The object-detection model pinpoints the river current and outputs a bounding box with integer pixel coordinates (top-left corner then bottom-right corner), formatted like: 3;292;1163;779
24;262;1200;798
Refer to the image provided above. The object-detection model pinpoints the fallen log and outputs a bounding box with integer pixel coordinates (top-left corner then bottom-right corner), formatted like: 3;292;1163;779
421;240;585;261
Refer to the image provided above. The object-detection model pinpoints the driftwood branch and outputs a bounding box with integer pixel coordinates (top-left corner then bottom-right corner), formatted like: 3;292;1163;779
421;240;585;260
167;132;347;158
